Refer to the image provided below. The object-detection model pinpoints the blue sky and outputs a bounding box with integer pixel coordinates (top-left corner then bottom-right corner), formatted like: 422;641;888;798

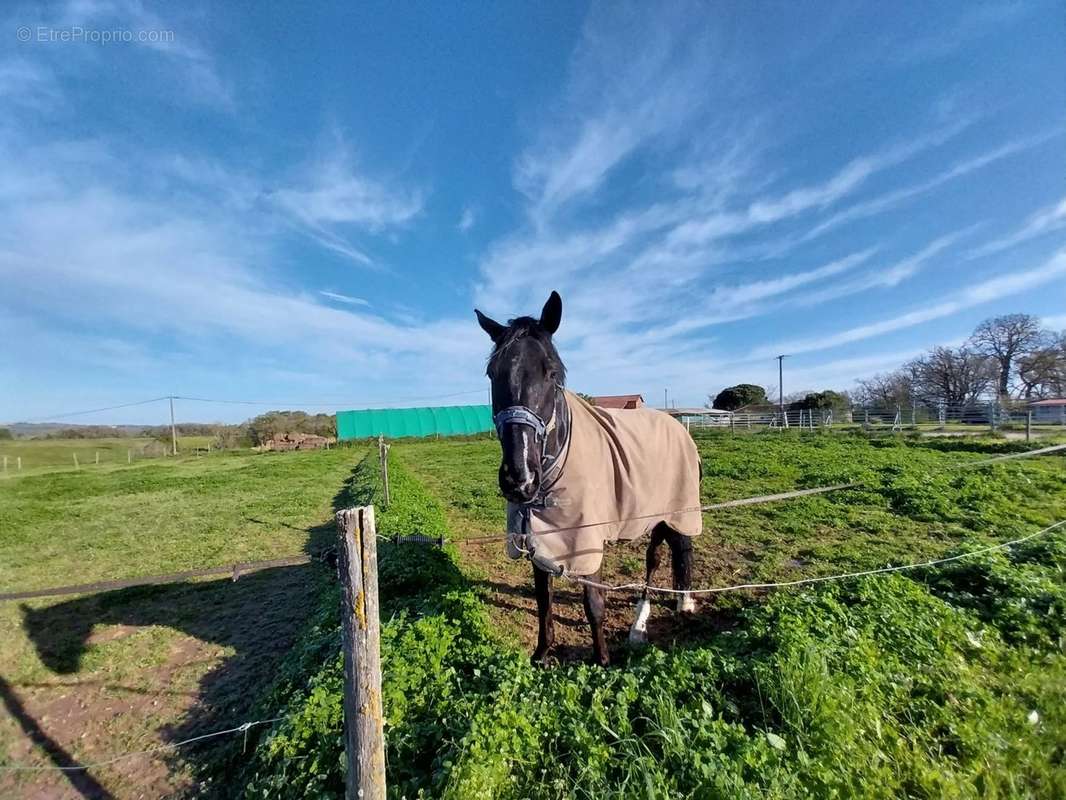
2;1;1065;425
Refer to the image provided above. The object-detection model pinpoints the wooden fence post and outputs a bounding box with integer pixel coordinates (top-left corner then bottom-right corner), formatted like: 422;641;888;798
336;506;386;800
378;435;391;508
1026;411;1032;442
73;453;79;470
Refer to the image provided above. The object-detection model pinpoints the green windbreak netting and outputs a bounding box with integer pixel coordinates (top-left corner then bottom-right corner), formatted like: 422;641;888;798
335;404;493;440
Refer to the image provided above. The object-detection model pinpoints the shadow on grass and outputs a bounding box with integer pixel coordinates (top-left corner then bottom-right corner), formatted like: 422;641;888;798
13;461;370;798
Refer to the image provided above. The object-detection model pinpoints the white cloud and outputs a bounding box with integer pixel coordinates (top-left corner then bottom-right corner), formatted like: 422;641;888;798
320;291;369;307
796;131;1062;245
750;248;1066;359
966;196;1066;259
458;206;477;232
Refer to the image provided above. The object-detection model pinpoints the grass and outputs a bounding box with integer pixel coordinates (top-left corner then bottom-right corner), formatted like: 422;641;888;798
0;443;367;798
3;430;1065;798
232;429;1066;799
0;435;217;476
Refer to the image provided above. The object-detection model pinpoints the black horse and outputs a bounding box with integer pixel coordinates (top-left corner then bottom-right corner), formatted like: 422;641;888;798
476;291;694;666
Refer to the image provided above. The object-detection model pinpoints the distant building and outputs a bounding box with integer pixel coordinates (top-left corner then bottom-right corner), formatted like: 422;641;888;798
591;394;644;410
1029;398;1066;423
259;432;336;451
666;407;733;427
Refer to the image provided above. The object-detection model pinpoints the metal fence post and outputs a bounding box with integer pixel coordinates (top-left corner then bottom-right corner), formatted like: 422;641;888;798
336;506;386;800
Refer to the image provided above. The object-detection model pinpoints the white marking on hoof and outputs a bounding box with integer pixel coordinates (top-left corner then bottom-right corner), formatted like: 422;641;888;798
628;598;651;644
676;593;696;613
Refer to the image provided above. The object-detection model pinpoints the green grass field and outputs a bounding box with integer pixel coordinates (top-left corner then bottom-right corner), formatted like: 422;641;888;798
0;443;366;798
2;431;1065;798
0;435;217;476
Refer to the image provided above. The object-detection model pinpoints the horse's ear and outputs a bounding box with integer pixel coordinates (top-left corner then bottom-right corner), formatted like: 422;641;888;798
475;309;506;342
539;291;562;335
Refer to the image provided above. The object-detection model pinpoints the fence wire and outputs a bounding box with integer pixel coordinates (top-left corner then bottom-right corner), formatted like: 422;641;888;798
0;716;283;772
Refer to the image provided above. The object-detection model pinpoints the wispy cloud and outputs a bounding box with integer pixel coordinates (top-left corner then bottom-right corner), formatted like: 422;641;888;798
271;140;424;267
966;195;1066;259
458;206;477;233
797;131;1063;245
319;291;369;307
750;248;1066;359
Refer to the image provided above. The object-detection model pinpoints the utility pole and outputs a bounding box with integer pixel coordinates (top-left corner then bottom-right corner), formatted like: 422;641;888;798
777;355;788;420
169;396;178;456
664;388;668;410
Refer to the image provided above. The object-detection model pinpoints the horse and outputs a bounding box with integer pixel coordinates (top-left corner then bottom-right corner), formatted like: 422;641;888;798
475;291;701;666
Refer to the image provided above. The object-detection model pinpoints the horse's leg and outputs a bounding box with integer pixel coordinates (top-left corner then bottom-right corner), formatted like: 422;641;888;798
666;528;695;613
582;570;610;667
629;524;668;644
531;564;555;666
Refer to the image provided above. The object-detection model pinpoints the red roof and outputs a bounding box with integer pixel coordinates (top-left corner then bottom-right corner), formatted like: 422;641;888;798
591;394;644;409
1029;398;1066;406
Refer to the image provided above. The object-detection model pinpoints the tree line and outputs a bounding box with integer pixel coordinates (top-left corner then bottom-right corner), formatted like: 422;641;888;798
710;313;1065;412
855;314;1064;409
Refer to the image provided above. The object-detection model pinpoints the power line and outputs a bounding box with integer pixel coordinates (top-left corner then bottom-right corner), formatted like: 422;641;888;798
15;397;171;424
172;388;487;408
9;388;490;424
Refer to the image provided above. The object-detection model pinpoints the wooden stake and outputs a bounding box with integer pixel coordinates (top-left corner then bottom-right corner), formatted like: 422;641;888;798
378;435;390;508
95;451;99;465
1027;411;1032;442
73;453;79;470
16;456;21;471
128;449;132;464
335;506;386;800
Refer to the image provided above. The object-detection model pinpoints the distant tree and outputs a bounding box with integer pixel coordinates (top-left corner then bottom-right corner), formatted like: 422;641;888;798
575;393;596;405
854;371;915;408
0;427;12;440
246;411;336;445
970;314;1049;397
906;346;996;408
1016;330;1066;399
790;390;850;411
711;384;768;410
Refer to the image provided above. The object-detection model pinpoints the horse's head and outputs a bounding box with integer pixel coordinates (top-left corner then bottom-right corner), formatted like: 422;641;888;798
475;291;566;504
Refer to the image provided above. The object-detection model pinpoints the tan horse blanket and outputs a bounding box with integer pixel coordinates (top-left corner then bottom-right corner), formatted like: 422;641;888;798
507;390;702;575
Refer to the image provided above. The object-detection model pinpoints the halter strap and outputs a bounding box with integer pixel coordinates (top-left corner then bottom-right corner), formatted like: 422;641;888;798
493;406;550;438
493;387;570;506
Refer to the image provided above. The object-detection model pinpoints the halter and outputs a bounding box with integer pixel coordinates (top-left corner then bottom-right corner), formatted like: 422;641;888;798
493;385;570;505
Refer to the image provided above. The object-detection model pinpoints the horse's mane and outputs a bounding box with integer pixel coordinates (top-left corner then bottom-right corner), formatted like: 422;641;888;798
487;316;566;384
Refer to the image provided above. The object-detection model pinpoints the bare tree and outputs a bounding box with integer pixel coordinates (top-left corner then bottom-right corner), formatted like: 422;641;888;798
854;371;914;408
969;314;1048;397
907;346;996;408
1016;331;1066;398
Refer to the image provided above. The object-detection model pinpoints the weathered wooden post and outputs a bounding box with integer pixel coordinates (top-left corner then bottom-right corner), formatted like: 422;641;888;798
128;449;132;464
73;453;79;470
95;451;99;465
1026;411;1032;442
336;506;386;800
377;435;391;508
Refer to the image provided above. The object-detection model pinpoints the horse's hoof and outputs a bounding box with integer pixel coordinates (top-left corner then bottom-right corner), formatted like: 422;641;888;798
592;652;611;667
629;598;651;644
628;628;649;645
676;593;696;614
530;649;553;668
